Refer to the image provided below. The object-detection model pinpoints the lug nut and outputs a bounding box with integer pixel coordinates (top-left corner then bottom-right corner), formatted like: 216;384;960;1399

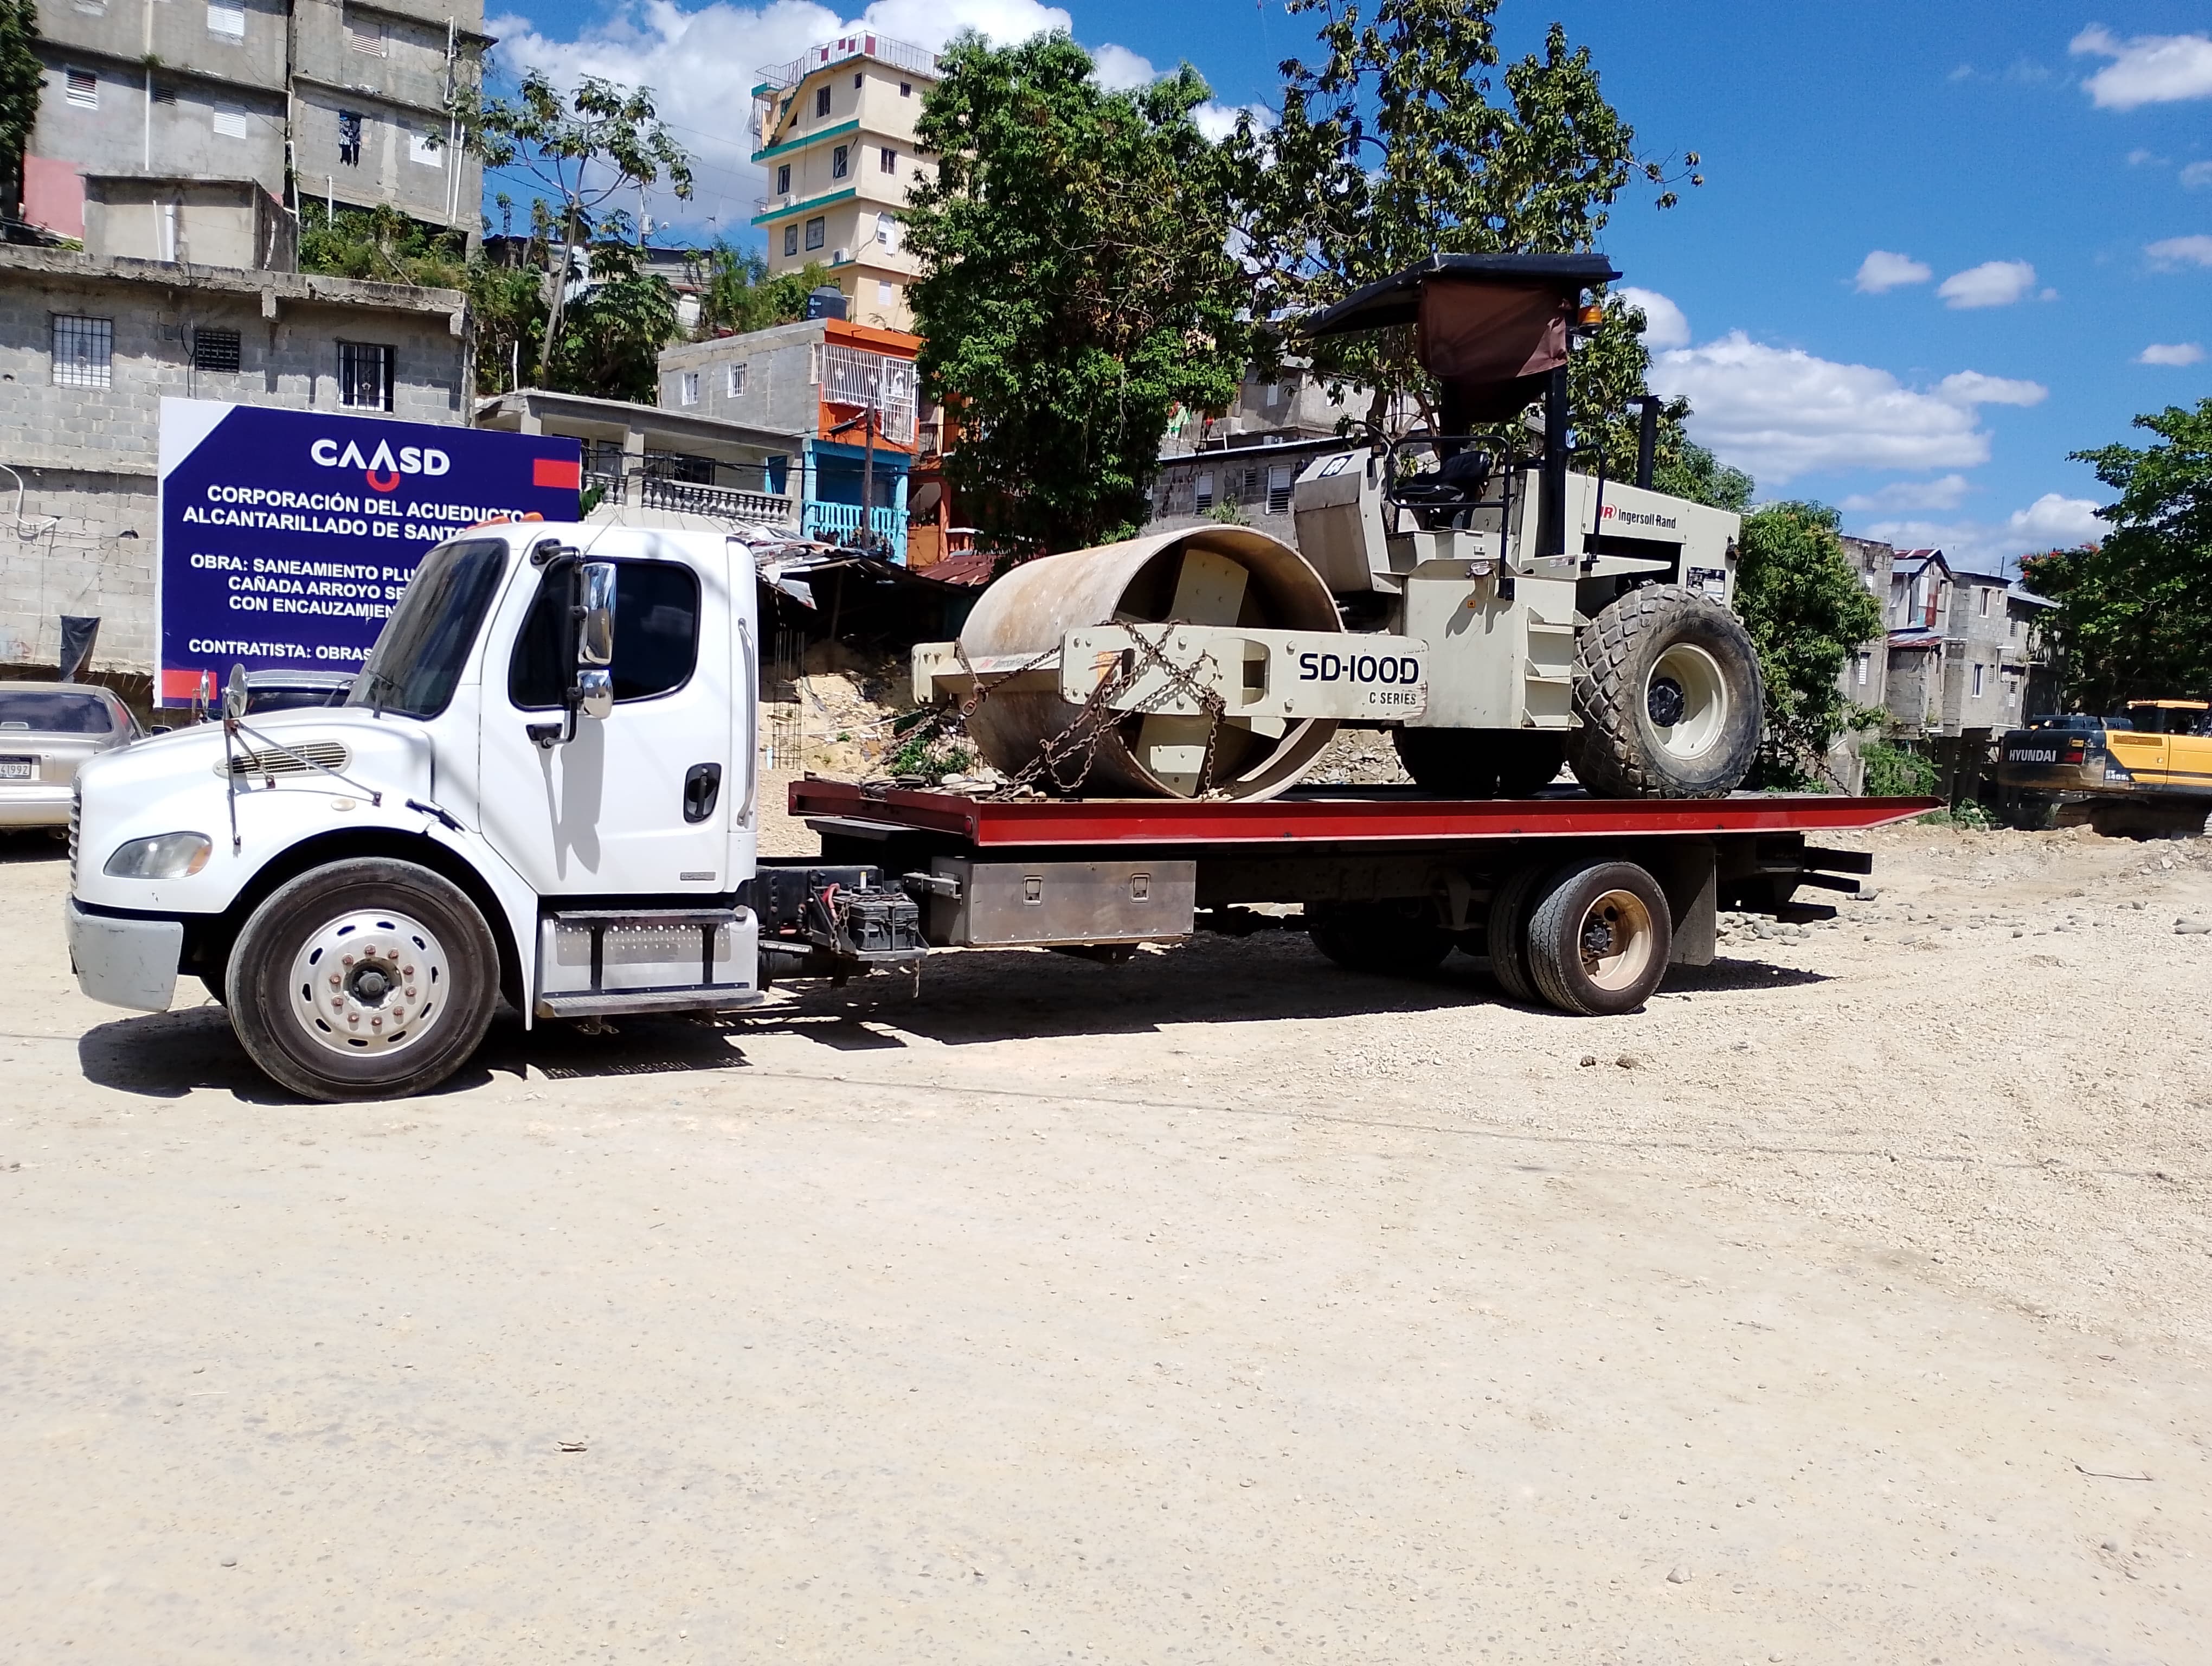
331;998;343;1011
342;954;355;966
404;987;416;999
370;1017;382;1030
346;1014;359;1027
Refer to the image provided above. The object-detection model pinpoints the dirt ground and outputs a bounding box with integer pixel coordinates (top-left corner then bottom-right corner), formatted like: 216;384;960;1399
4;801;2211;1664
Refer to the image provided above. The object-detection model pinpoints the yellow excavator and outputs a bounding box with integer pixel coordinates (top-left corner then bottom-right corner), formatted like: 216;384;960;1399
1997;699;2212;837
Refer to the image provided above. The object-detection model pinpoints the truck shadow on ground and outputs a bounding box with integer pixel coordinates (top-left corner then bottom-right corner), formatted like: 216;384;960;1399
74;937;1829;1099
722;937;1831;1051
0;831;69;864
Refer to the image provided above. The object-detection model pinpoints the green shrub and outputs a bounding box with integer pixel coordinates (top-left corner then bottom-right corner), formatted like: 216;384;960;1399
1861;741;1937;798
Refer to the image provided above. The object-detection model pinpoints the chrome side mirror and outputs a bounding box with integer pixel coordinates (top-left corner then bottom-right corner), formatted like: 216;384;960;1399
576;668;613;720
571;560;616;723
576;561;616;670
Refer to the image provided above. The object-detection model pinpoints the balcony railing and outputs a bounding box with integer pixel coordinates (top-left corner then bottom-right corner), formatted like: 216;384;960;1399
756;33;937;90
819;343;917;445
583;468;796;527
802;501;909;560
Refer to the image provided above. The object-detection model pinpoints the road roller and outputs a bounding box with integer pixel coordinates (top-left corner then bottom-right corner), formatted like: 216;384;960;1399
914;253;1763;802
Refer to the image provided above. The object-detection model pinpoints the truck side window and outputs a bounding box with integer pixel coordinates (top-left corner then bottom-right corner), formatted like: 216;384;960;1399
508;560;702;709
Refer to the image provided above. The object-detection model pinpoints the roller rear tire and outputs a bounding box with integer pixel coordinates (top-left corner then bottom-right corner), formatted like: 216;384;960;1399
1570;586;1762;798
226;858;500;1103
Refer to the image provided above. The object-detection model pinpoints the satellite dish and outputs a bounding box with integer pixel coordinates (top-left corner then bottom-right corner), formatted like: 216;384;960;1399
222;663;250;723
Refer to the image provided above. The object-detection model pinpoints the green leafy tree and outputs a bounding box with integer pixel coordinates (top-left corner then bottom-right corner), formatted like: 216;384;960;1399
905;32;1250;552
461;72;692;388
1652;436;1753;512
297;201;467;286
0;0;38;221
1231;0;1699;459
1733;501;1885;786
543;226;677;403
468;258;547;394
696;242;832;336
2021;398;2208;708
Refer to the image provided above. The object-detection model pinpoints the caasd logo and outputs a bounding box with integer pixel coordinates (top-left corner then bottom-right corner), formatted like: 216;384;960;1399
310;436;452;494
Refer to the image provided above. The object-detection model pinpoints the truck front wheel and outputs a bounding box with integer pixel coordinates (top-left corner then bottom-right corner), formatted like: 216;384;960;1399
1569;586;1763;798
225;858;500;1103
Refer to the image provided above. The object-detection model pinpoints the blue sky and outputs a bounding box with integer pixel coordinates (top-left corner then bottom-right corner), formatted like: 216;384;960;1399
488;0;2212;571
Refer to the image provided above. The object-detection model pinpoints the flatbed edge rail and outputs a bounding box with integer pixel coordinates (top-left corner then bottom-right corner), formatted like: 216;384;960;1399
786;780;1943;848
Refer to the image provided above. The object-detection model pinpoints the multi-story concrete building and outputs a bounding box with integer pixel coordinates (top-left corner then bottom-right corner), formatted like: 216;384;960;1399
21;0;486;242
659;316;919;558
749;32;937;332
1824;534;1896;792
1159;359;1401;457
0;240;468;685
1881;548;2059;798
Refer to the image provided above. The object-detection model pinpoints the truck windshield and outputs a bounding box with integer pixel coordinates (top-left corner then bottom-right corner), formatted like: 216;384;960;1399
347;538;509;719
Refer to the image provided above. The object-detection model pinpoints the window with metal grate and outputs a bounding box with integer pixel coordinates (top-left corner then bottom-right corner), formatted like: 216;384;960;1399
52;316;113;388
193;329;242;373
338;341;394;410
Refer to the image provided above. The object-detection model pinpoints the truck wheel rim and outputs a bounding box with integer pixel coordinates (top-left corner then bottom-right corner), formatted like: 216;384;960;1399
1578;888;1655;991
288;909;448;1058
1647;643;1728;760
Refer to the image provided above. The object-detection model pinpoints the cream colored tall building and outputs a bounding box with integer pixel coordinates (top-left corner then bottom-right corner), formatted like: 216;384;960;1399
750;32;937;332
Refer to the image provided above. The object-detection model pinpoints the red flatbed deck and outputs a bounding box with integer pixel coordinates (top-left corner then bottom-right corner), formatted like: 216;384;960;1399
788;779;1939;849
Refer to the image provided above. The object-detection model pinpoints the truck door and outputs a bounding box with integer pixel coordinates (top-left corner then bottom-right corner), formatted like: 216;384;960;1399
477;537;736;897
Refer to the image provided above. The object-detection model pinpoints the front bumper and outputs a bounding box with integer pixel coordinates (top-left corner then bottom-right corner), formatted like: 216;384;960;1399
0;786;75;829
65;899;184;1012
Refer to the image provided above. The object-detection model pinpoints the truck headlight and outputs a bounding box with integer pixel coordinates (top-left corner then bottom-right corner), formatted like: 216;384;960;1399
104;832;213;879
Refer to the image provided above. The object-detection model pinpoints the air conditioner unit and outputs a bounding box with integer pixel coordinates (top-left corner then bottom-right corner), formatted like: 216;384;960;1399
832;247;851;264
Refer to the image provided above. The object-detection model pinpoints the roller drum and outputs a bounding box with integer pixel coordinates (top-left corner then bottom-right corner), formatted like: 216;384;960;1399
956;526;1342;799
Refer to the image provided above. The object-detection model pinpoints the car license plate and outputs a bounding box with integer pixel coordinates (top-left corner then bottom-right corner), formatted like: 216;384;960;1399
0;757;32;780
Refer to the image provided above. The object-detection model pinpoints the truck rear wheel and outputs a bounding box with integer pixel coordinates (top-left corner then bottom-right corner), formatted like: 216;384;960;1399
1393;729;1566;798
1570;586;1762;798
1524;860;1672;1016
1483;864;1552;1004
1308;901;1453;975
225;858;499;1103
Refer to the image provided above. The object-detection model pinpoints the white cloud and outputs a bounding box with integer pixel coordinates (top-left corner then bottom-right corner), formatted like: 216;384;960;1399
1615;285;1689;349
1649;334;2044;484
2139;341;2207;366
2146;234;2212;268
2183;161;2212;189
491;0;1074;229
1862;495;2106;570
1853;249;1932;294
1192;101;1272;142
1090;42;1156;89
2070;25;2212;110
1935;259;2038;309
1934;370;2047;406
1838;475;1972;514
2126;146;2168;166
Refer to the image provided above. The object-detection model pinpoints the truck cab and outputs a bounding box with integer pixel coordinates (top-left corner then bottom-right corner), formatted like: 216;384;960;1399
63;523;838;1100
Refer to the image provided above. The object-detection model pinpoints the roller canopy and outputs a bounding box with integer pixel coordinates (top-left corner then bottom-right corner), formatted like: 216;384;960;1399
1298;253;1622;422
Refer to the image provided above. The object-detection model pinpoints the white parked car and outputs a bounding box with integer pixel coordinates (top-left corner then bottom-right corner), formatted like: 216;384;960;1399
0;683;142;830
